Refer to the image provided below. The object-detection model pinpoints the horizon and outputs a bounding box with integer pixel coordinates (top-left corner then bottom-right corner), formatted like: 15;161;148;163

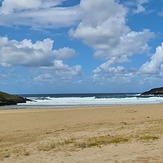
17;92;141;95
1;0;163;94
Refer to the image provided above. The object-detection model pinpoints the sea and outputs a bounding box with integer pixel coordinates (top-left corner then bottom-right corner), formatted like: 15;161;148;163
1;93;163;109
0;93;161;109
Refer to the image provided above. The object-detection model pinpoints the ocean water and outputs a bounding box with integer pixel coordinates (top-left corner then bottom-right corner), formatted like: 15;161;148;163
13;93;163;108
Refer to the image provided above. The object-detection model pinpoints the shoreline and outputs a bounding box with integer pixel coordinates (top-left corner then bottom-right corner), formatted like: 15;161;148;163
1;102;163;110
1;104;163;162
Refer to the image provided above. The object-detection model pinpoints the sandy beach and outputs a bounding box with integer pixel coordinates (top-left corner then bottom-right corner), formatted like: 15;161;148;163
1;104;163;162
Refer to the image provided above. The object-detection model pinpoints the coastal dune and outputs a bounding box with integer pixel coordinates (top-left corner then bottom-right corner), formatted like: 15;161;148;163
1;105;163;162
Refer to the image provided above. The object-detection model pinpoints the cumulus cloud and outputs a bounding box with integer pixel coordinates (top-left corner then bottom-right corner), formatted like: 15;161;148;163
53;47;77;60
35;60;82;81
0;37;54;67
93;61;135;80
0;36;79;66
93;65;136;85
70;0;154;79
0;0;81;28
0;36;81;79
70;0;154;60
70;0;129;51
44;60;81;76
93;29;153;60
140;43;163;74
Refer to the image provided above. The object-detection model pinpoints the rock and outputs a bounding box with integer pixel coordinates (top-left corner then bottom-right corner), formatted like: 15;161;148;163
141;87;163;96
0;91;29;106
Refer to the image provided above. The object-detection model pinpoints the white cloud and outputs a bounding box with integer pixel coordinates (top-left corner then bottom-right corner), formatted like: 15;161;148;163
93;65;135;85
37;60;82;81
53;47;77;60
123;0;149;14
45;60;81;76
70;0;154;79
70;0;154;60
93;29;153;60
53;60;72;70
0;0;81;28
94;65;125;76
93;60;135;79
0;0;66;14
0;37;54;66
140;43;163;74
133;4;145;14
133;0;149;14
0;36;82;80
70;0;129;51
34;74;55;82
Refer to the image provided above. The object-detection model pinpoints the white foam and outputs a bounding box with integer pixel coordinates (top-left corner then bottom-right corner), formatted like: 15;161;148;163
18;96;163;107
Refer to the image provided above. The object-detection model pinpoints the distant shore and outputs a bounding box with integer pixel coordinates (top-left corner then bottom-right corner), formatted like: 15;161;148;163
1;104;163;162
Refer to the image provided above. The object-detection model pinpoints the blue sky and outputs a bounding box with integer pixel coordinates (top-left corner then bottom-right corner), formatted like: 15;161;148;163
0;0;163;94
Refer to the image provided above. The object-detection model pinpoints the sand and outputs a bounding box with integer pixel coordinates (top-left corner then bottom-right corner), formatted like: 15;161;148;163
1;104;163;162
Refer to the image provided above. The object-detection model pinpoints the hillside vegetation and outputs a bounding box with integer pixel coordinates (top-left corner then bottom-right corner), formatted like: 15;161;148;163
0;91;26;106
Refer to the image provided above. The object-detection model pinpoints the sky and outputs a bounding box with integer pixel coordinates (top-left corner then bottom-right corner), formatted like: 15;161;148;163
0;0;163;94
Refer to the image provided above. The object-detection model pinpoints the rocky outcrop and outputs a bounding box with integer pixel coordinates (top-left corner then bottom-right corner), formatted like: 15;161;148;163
0;91;28;106
141;87;163;96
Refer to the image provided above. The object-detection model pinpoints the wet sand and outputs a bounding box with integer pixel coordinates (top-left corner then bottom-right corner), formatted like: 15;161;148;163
1;104;163;162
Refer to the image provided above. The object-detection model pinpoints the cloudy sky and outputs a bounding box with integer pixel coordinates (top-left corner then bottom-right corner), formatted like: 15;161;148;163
0;0;163;94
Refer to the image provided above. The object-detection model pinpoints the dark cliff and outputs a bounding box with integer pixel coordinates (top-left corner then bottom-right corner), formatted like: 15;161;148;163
141;87;163;96
0;91;27;106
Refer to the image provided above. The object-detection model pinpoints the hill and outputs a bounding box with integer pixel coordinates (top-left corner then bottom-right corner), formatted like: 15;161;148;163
0;91;27;106
141;87;163;96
